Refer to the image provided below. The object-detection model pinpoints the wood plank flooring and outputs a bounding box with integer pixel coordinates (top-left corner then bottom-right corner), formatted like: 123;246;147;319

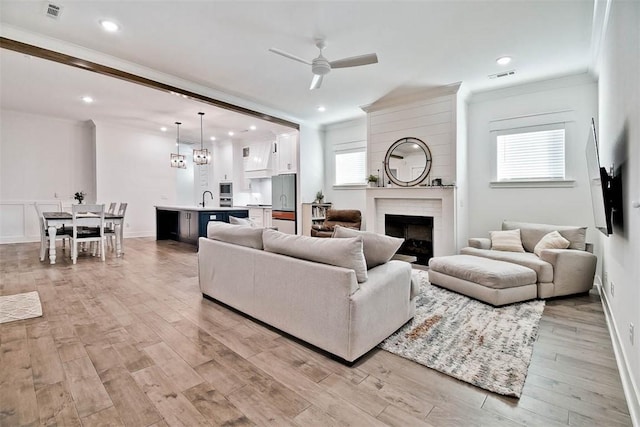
0;238;631;426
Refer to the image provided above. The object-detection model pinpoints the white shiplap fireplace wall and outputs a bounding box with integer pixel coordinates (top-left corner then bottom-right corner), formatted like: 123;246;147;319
363;83;467;256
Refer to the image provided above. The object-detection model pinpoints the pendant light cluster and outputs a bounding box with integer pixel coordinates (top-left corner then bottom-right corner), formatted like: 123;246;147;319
193;112;210;165
170;112;211;168
170;121;186;169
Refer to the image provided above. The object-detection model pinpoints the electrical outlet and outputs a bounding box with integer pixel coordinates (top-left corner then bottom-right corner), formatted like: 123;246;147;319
630;323;635;345
603;271;608;284
610;281;615;297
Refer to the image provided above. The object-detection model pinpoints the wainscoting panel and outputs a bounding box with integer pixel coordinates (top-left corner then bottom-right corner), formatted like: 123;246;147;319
0;200;64;243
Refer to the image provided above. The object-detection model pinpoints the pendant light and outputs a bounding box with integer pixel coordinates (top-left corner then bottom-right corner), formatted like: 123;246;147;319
170;121;186;169
193;112;210;165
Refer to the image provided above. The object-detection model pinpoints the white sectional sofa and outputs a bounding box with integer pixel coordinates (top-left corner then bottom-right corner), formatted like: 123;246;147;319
460;221;597;299
198;222;417;362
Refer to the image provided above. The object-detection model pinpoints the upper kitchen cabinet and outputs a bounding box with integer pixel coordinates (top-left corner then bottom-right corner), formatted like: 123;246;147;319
214;140;234;182
272;133;297;175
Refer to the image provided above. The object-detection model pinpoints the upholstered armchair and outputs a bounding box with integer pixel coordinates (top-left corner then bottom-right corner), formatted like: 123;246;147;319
311;209;362;238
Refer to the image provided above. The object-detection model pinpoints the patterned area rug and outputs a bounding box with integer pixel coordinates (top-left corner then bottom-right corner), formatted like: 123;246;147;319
0;291;43;324
380;270;544;397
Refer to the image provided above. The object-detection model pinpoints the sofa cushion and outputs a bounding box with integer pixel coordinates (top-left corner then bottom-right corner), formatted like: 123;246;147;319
207;221;263;250
229;216;255;226
460;247;554;283
332;225;403;269
263;229;368;283
533;231;571;256
490;229;525;252
502;221;587;252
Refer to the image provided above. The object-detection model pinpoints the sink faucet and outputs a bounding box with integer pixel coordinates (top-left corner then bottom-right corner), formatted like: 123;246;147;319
202;190;214;208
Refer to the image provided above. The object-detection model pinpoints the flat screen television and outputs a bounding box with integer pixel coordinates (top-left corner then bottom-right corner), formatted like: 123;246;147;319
585;118;613;235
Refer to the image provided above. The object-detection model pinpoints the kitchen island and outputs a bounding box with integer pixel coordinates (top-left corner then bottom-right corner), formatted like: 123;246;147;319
155;206;249;245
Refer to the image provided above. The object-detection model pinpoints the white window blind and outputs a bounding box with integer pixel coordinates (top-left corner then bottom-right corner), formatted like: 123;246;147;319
335;149;366;185
497;128;565;181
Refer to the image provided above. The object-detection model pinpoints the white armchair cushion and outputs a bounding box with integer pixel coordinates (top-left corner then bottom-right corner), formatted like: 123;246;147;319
533;231;570;257
490;229;525;252
263;229;368;283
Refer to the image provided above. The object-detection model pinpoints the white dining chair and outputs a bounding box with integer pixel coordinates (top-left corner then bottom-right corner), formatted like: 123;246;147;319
34;202;71;262
71;204;105;264
105;202;127;252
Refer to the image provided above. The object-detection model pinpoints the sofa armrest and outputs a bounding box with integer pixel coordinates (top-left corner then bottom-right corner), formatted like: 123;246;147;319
468;238;491;249
539;249;597;296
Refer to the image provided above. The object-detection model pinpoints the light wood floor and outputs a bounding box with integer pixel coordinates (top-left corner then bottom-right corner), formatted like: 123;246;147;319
0;238;631;426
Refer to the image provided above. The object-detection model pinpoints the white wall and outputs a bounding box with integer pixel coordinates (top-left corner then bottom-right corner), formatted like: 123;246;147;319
596;0;640;421
94;121;177;237
323;118;367;215
467;75;598;241
0;110;95;242
298;124;324;233
0;110;94;202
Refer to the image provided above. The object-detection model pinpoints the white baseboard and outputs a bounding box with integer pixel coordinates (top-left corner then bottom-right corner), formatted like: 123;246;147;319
596;281;640;426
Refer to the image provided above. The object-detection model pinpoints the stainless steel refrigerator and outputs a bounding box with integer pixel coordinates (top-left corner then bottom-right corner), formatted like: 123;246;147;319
271;173;296;234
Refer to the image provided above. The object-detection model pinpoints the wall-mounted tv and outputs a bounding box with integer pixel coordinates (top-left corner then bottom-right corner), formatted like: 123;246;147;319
585;118;613;235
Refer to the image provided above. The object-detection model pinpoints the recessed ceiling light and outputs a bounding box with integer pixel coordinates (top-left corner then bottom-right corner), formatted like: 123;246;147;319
228;131;234;136
160;127;167;132
99;20;119;32
496;56;512;66
81;96;94;104
249;125;257;131
317;105;326;112
210;136;216;141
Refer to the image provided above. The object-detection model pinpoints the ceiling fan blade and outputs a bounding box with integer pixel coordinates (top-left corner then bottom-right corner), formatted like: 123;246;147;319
329;53;378;69
268;48;312;65
309;74;323;90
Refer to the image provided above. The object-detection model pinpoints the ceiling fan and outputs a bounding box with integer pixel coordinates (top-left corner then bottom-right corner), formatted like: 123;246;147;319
269;39;378;90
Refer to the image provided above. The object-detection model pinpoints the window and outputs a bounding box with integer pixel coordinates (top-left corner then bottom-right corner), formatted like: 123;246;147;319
335;148;366;185
496;126;565;181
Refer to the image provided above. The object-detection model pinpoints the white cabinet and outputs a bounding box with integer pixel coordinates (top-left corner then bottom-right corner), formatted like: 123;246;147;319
248;208;264;227
272;134;297;175
248;207;273;228
263;208;272;228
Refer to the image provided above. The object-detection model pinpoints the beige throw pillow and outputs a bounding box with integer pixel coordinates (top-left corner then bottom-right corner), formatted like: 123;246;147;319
490;229;525;252
263;229;368;283
207;221;263;249
229;216;255;226
533;230;571;256
332;225;404;269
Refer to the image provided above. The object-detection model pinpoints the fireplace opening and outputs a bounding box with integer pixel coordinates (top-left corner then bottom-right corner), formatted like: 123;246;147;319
385;214;434;266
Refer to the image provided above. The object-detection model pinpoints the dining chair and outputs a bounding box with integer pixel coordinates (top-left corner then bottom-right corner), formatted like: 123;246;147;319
105;202;127;251
34;202;71;262
71;204;105;264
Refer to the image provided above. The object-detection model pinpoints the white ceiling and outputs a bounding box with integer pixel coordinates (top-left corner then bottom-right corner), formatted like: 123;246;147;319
0;1;595;130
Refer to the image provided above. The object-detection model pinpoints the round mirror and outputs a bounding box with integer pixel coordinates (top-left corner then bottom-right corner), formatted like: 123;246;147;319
384;137;432;187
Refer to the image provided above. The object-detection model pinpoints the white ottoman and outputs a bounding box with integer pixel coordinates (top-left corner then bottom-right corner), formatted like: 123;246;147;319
428;254;538;306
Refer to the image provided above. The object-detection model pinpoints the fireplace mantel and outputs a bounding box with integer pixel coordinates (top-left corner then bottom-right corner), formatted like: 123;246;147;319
365;186;457;257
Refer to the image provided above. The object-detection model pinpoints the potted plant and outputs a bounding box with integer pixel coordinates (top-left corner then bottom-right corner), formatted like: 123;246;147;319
367;174;379;187
315;190;324;204
74;191;86;204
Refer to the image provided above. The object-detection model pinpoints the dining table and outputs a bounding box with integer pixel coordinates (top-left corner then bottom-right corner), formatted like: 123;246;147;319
42;211;125;264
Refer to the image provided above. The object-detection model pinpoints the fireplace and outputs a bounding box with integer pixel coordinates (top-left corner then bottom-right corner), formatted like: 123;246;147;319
385;214;434;265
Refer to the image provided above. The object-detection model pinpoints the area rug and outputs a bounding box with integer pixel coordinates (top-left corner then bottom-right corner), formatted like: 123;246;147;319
380;270;544;397
0;291;43;324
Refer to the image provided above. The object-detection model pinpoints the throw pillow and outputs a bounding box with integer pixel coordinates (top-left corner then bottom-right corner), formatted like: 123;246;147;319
262;229;368;283
207;221;263;249
490;229;525;252
229;216;255;226
332;225;404;269
533;230;571;256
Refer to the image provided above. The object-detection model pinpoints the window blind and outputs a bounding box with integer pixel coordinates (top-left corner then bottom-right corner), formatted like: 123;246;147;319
497;128;565;180
335;149;366;185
